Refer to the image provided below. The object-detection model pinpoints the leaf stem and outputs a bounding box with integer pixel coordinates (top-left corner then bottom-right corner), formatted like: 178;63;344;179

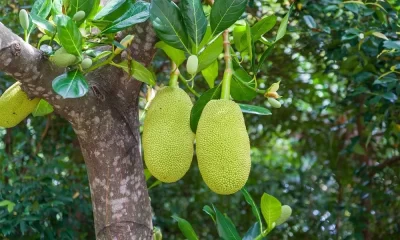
254;228;273;240
85;53;116;73
221;30;233;100
169;62;179;87
178;74;200;97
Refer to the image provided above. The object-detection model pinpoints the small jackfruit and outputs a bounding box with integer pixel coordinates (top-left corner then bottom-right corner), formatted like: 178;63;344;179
196;99;251;195
143;87;194;183
0;82;40;128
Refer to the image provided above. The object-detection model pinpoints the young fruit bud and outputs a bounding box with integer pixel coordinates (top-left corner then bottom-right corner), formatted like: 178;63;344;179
81;58;93;69
73;11;86;21
50;48;78;67
268;98;281;108
186;55;198;75
114;35;134;54
19;9;29;30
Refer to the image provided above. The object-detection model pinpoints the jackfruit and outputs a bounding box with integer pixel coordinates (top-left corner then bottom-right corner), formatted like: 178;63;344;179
143;86;194;183
196;99;251;195
0;82;40;128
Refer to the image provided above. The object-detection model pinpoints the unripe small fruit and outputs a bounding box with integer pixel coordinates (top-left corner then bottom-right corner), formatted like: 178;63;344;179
19;9;29;30
81;58;93;69
50;47;78;67
114;35;134;54
268;98;281;108
186;55;198;75
73;11;86;21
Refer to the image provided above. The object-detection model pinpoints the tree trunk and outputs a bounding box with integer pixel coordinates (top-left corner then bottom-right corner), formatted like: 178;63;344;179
0;14;157;239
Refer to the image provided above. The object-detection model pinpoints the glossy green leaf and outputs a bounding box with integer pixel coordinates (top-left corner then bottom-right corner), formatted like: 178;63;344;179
260;193;282;230
172;216;199;240
240;15;277;50
231;68;257;101
303;15;316;29
243;222;263;240
115;60;156;86
190;86;221;133
240;104;272;115
233;25;246;51
28;0;52;34
155;41;186;66
275;205;292;226
150;0;190;52
210;0;247;36
213;205;241;240
52;70;89;99
32;99;54;117
198;28;223;72
382;92;398;102
55;15;82;57
241;188;263;231
30;13;56;35
203;205;216;223
94;0;126;20
67;0;95;22
383;41;400;50
52;0;63;16
0;200;15;213
180;0;208;53
102;1;150;33
275;5;292;42
201;60;218;88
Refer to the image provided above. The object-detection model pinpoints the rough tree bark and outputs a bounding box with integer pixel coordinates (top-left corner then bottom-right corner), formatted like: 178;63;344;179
0;6;157;238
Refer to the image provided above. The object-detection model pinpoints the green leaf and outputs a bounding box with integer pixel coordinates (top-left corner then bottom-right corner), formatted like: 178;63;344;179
148;180;162;190
67;0;95;22
383;41;400;50
94;0;126;20
180;0;208;53
241;188;263;233
201;60;219;88
210;0;247;36
233;25;246;51
28;0;52;34
239;104;271;115
275;205;292;226
115;60;156;86
260;193;282;230
256;44;275;73
382;92;398;102
243;222;263;240
251;15;277;41
30;13;56;35
150;0;190;52
198;28;223;72
213;205;241;240
202;205;216;223
155;41;186;66
52;0;63;16
231;68;257;101
144;169;152;181
55;15;82;57
172;216;199;240
31;0;52;18
0;200;16;213
240;15;277;50
32;99;54;117
275;5;292;42
303;15;316;29
102;1;150;33
190;86;221;133
52;70;89;99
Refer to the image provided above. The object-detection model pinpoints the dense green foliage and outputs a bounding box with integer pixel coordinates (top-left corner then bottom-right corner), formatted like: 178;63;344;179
1;0;399;239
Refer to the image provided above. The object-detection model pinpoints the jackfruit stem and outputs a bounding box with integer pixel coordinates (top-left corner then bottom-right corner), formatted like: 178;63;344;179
221;30;233;100
169;62;179;87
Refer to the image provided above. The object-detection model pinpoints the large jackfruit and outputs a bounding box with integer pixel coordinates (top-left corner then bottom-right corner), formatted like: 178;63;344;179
0;82;40;128
196;99;251;195
143;86;194;183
